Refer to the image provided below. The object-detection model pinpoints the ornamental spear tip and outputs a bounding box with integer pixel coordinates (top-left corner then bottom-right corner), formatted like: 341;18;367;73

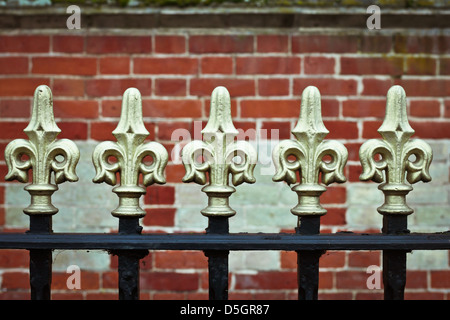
25;85;61;142
378;85;414;143
292;86;329;144
359;85;433;216
272;86;348;218
92;87;168;218
202;86;239;138
181;86;257;218
5;85;80;216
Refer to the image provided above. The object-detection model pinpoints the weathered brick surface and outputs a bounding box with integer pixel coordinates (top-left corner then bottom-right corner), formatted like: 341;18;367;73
0;26;448;300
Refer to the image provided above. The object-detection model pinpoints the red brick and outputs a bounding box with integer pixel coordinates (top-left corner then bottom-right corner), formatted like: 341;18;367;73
280;251;296;269
142;99;202;118
0;35;50;53
190;78;255;97
1;272;29;289
360;35;392;53
153;292;186;300
292;35;358;53
32;57;96;75
85;79;152;97
236;57;300;74
154;78;186;96
321;207;346;225
258;78;290;96
0;99;30;118
340;57;403;76
406;57;436;75
346;142;362;161
405;271;428;289
155;35;185;53
158;121;192;141
140;272;199;291
440;58;450;75
86;293;117;300
0;121;28;139
86;36;151;54
362;121;382;139
346;164;365;183
361;78;393;96
99;57;130;74
445;99;450;118
438;35;450;54
0;57;28;74
51;293;85;300
355;292;383;300
102;271;118;289
58;122;88;140
394;79;450;97
189;35;253;53
134;57;198;74
0;250;29;268
241;99;298;118
318;271;334;289
165;164;186;183
201;57;233;74
101;99;122;117
52;78;85;97
320;251;346;268
235;271;297;290
404;292;445;300
323;120;358;139
319;292;354;300
53;100;99;119
342;99;386;118
321;186;346;204
409;99;441;118
90;121;116;140
336;270;370;289
0;78;50;97
52;35;84;53
294;78;358;96
348;251;380;267
261;121;291;139
154;251;207;269
431;270;450;288
409;121;450;139
321;99;340;117
304;56;335;74
394;35;440;54
235;121;257;140
144;185;175;205
143;208;176;227
256;35;288;53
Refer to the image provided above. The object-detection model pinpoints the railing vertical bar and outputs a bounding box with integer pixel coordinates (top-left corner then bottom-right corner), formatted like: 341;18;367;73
29;215;52;300
116;217;148;300
382;215;408;300
205;217;229;300
296;216;323;300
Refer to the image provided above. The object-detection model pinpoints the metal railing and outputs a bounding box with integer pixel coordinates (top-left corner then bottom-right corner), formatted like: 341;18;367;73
1;84;449;300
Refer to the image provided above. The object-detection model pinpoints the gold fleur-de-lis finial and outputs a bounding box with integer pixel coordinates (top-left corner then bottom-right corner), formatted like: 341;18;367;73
181;86;257;217
5;85;80;215
92;88;168;218
272;86;348;218
359;85;433;216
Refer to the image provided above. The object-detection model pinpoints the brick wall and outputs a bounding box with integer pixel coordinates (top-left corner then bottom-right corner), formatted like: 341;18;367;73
0;7;449;300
